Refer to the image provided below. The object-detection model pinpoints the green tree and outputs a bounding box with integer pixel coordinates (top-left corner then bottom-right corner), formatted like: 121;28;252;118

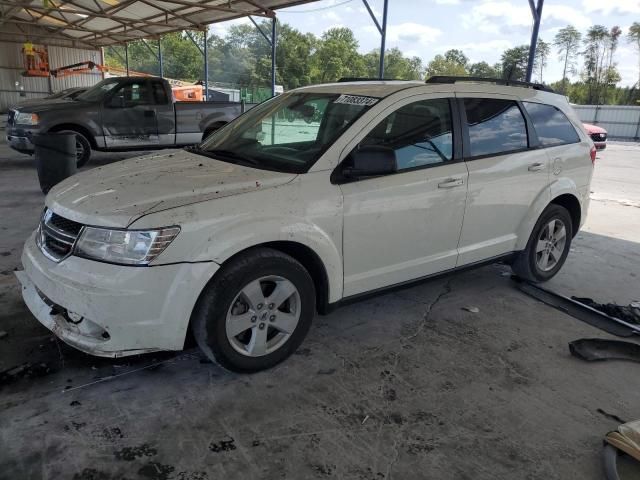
425;49;469;78
583;25;610;103
553;25;582;94
501;45;529;81
468;61;500;78
628;22;640;90
534;38;551;83
363;47;423;79
310;27;366;83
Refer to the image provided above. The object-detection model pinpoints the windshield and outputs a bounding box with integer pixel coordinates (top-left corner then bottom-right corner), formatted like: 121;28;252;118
46;91;66;100
76;78;121;102
199;91;378;173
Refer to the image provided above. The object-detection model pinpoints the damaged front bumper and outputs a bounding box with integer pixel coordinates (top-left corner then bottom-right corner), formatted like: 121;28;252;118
16;232;219;358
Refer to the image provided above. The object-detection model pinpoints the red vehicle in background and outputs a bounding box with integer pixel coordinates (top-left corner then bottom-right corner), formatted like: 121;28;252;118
583;123;607;150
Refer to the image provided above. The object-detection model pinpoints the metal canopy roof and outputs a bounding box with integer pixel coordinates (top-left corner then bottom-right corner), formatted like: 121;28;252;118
0;0;320;49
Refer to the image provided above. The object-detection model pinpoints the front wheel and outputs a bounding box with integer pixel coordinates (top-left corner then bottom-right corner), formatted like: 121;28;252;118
192;248;315;372
511;204;573;282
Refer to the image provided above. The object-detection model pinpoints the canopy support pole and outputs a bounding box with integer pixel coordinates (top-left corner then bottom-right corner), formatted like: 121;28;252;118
526;0;544;82
158;38;163;77
362;0;389;79
204;26;208;100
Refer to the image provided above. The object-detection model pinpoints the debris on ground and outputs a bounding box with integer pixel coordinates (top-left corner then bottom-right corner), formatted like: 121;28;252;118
569;338;640;363
0;331;8;340
462;306;480;313
572;297;640;324
0;362;52;385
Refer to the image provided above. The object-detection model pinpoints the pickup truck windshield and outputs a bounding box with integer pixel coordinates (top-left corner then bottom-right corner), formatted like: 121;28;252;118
199;92;378;173
76;78;120;102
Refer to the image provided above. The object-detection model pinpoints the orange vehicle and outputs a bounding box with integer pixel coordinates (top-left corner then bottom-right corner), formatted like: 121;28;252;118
172;85;204;102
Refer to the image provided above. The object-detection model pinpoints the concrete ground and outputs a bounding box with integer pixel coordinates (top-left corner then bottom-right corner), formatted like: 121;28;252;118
0;139;639;480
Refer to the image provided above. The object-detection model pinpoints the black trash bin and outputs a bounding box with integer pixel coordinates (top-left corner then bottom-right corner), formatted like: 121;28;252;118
33;132;77;194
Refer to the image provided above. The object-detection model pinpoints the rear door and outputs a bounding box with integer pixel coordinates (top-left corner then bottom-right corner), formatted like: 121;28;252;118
522;101;590;189
339;95;469;297
102;79;159;148
456;95;551;266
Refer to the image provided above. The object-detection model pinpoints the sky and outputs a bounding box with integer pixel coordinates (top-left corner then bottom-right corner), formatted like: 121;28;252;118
208;0;640;87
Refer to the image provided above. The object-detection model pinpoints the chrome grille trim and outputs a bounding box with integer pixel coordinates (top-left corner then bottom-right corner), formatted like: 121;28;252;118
38;209;84;262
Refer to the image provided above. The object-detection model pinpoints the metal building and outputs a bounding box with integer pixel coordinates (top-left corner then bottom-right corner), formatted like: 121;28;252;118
0;42;103;112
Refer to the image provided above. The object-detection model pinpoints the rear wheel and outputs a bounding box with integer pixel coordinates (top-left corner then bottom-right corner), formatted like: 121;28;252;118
512;204;573;282
56;129;91;167
192;248;315;372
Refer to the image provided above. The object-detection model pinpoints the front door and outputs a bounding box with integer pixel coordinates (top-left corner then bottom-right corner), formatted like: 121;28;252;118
102;79;159;148
456;95;551;265
339;96;469;297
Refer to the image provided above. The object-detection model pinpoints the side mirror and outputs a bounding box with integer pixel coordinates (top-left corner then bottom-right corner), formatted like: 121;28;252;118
343;145;397;179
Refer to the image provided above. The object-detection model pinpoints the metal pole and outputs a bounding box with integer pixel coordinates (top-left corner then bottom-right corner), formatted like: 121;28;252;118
158;38;163;77
378;0;388;79
203;26;208;101
271;17;277;97
124;43;129;76
526;0;544;82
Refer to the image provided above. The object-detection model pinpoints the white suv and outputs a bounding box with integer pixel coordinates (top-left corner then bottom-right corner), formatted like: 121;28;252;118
17;78;595;372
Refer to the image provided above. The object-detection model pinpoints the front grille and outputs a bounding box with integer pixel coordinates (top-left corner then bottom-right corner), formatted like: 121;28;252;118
590;132;607;142
38;209;84;262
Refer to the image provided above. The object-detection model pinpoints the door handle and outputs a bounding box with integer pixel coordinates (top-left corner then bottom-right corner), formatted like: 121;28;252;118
144;110;156;118
438;178;464;188
528;162;545;172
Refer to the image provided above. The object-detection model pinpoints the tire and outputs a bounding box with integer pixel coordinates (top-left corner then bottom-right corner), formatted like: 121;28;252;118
511;204;573;282
56;129;91;167
192;247;316;373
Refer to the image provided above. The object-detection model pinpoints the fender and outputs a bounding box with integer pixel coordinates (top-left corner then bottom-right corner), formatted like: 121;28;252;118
515;177;580;250
134;176;345;303
197;215;343;303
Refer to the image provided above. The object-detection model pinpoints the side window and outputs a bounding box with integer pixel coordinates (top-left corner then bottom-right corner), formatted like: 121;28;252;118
114;81;151;106
463;98;527;157
359;98;453;170
151;81;169;105
523;102;580;146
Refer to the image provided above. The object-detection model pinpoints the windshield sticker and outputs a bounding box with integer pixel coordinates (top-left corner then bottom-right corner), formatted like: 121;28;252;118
333;94;379;106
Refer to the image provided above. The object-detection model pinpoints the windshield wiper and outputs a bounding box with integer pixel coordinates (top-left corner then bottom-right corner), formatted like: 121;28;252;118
195;148;260;166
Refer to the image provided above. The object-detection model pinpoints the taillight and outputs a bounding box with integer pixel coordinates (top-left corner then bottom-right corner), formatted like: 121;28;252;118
590;145;597;165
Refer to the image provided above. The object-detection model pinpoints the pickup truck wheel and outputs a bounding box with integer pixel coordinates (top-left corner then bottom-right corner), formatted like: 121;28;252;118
192;247;315;372
512;204;573;282
57;129;91;167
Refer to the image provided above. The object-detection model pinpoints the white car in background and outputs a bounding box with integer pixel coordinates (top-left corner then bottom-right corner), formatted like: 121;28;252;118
17;77;595;372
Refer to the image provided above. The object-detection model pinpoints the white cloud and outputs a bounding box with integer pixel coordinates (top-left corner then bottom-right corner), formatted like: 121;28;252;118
358;5;381;17
582;0;640;15
373;22;443;45
322;10;341;22
435;0;460;4
462;2;592;35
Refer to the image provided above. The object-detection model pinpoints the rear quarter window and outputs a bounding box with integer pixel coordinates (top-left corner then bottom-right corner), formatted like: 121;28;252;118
523;102;580;147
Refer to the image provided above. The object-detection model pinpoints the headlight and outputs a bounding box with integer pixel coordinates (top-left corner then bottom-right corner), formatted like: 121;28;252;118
75;226;180;266
15;112;39;125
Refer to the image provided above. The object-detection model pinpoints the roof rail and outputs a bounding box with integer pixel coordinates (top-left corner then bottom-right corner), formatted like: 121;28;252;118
425;75;555;93
337;77;405;82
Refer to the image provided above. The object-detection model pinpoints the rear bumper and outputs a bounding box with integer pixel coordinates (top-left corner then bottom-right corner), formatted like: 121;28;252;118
17;231;219;358
594;142;606;150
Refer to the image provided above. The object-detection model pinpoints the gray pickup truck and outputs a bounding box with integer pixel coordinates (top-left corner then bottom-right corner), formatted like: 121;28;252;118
6;76;249;166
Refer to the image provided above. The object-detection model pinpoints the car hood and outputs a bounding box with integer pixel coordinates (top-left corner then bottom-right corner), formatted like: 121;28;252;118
15;99;90;113
583;123;607;134
47;150;298;228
